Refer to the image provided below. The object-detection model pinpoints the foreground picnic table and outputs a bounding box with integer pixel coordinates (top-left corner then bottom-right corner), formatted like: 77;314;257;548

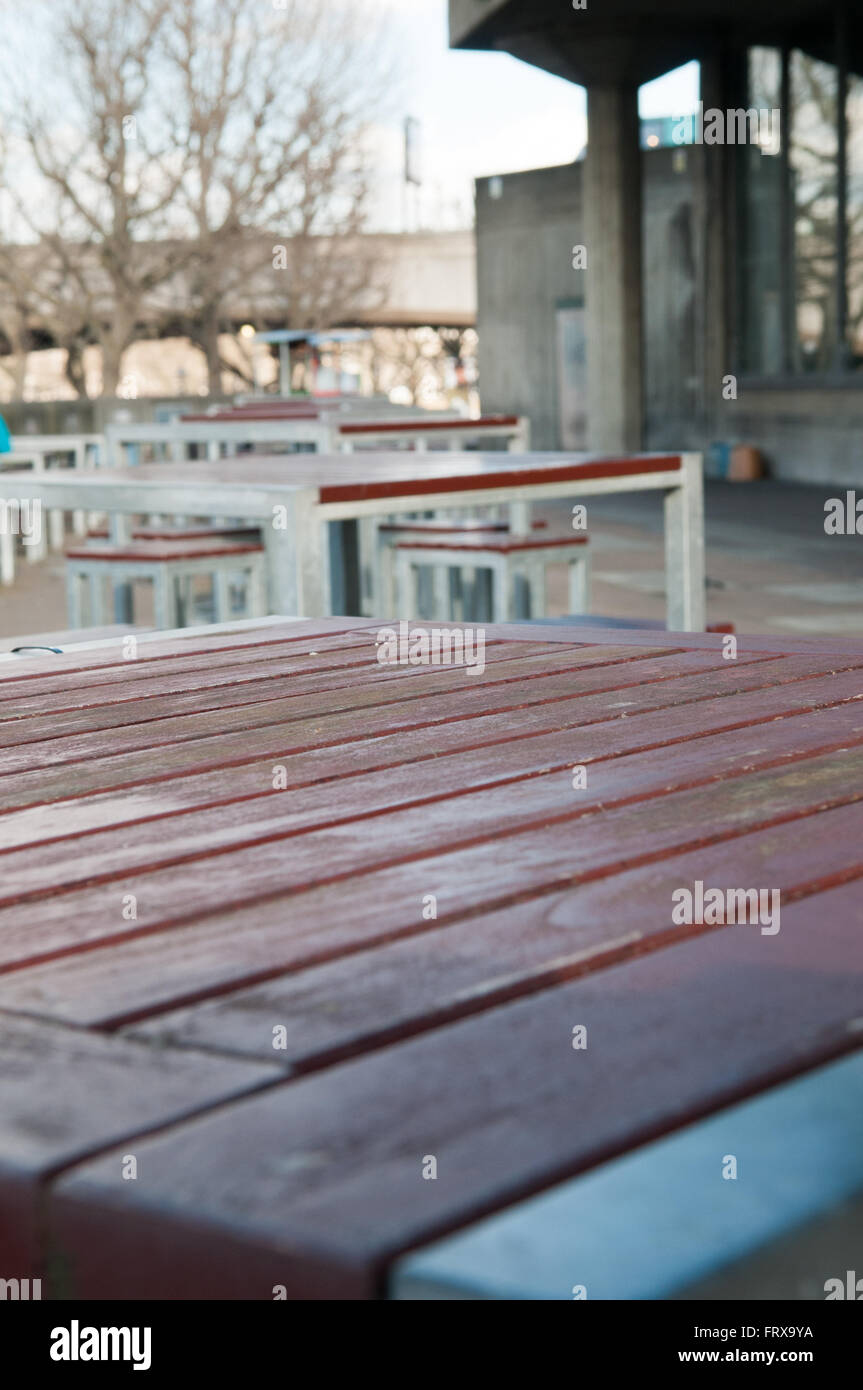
0;449;706;628
0;616;861;1300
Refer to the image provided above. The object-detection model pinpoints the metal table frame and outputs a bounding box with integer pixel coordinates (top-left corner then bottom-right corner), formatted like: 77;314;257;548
0;451;706;629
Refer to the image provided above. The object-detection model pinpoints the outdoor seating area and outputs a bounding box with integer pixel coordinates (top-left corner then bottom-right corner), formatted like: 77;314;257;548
104;409;529;467
0;442;705;629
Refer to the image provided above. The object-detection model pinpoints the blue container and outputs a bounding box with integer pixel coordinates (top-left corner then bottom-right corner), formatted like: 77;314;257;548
706;440;731;479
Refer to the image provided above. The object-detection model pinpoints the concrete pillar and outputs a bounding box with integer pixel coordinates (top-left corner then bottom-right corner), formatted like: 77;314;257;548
696;49;744;441
584;84;644;452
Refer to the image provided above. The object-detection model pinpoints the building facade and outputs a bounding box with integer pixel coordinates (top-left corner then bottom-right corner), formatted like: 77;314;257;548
454;0;863;484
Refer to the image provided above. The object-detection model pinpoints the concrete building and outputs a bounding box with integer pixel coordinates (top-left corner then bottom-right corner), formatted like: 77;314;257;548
452;0;863;484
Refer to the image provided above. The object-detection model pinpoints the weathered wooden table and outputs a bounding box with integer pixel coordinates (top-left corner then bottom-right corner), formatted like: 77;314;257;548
0;450;706;628
0;617;861;1300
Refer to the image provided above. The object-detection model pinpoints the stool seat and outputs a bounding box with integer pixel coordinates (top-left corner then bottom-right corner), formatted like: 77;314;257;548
393;532;591;623
86;524;261;543
65;538;267;629
67;539;264;562
379;519;508;536
371;519;550;616
392;532;587;555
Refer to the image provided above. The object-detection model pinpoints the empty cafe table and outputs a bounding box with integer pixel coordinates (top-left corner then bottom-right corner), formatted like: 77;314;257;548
0;617;861;1298
0;449;706;628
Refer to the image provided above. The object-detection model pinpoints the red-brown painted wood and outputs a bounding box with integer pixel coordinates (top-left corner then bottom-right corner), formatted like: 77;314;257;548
124;799;863;1072
0;639;566;730
0;645;699;776
0;652;851;816
316;454;682;504
65;538;264;562
393;533;588;552
0;743;858;995
0;630;382;711
87;525;262;542
0;660;859;851
0;698;860;913
3;697;859;904
0;1011;277;1277
46;876;863;1299
1;621;861;1300
0;617;376;685
338;415;520;434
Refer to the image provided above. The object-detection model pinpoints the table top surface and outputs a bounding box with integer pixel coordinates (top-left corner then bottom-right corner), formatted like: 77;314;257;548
179;412;517;431
1;616;861;1299
0;450;683;503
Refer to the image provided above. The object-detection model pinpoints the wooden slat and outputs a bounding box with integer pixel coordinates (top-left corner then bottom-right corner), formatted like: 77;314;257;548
0;617;375;684
0;640;570;739
455;622;863;659
120;790;863;1070
44;877;863;1299
1;749;860;1018
339;415;520;434
0;1011;278;1276
315;454;682;504
65;538;264;560
0;630;381;708
0;698;860;911
0;646;712;786
0;645;691;775
0;652;854;817
2;620;862;1300
2;660;860;851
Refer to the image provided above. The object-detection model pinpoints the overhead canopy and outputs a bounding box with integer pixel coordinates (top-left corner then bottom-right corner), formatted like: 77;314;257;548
449;0;863;86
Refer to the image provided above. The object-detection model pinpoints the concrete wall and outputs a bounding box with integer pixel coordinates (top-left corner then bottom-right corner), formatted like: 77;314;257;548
475;149;698;452
475;164;585;451
475;149;863;483
723;391;863;486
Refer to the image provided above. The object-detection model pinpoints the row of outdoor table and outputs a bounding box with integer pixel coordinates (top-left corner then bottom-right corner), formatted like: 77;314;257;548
0;436;105;580
0;450;707;628
0;412;524;591
104;412;529;464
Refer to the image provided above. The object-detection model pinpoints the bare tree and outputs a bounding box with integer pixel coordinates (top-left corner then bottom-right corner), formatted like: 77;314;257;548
0;0;202;396
370;326;477;409
161;0;392;393
0;0;395;399
0;231;99;397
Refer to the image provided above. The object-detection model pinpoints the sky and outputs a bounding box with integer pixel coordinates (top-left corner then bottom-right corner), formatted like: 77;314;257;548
372;0;700;231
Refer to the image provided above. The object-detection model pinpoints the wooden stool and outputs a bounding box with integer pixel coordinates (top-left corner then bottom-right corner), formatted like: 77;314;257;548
65;538;267;629
393;532;590;623
373;518;549;618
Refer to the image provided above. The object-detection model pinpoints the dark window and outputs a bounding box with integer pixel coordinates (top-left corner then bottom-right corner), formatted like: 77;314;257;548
738;26;861;379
